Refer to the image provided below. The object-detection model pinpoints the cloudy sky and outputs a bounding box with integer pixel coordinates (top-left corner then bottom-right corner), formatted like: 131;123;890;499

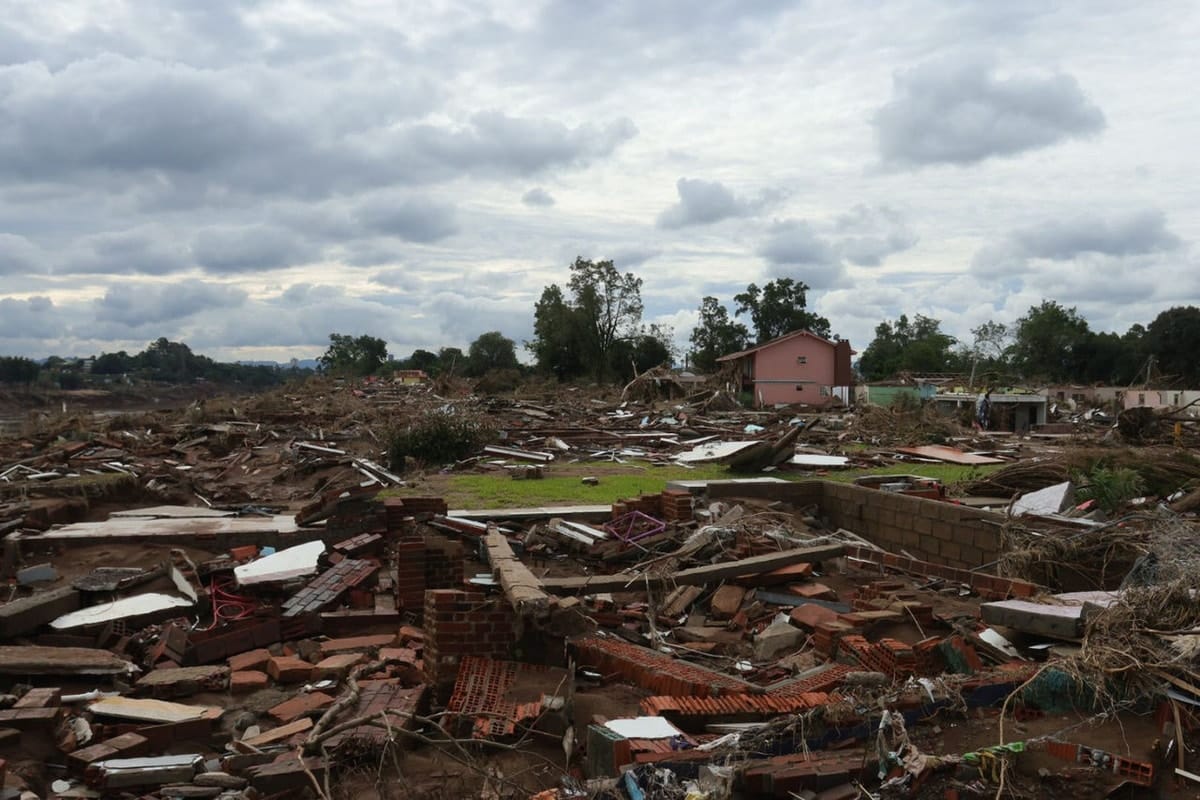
1;1;1197;363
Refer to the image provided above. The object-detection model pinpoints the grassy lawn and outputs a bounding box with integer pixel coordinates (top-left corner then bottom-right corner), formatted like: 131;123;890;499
382;461;733;509
820;462;1005;487
381;459;1006;509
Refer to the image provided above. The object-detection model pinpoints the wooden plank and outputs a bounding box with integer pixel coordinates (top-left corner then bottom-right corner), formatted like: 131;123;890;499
894;445;1004;465
540;543;845;594
485;525;551;618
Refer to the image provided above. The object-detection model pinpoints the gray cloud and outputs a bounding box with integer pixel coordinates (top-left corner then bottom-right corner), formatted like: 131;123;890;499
759;220;838;267
758;220;848;291
0;233;43;275
833;205;918;266
522;187;556;207
656;178;775;229
874;58;1105;167
401;112;637;178
60;228;190;276
94;279;248;327
0;296;59;338
192;225;315;274
354;197;459;243
972;208;1182;274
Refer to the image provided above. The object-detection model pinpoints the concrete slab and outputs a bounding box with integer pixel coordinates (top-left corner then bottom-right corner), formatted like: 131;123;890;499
1010;481;1073;517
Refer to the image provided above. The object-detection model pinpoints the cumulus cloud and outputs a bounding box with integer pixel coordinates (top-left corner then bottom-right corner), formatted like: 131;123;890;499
522;187;555;207
972;208;1181;274
832;205;918;266
0;296;59;338
656;178;775;229
759;220;837;267
874;58;1106;167
59;228;190;276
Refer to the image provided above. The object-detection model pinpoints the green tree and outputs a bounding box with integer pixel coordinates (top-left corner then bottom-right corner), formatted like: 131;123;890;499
437;347;464;376
403;349;440;375
1144;306;1200;386
858;314;957;380
688;296;749;372
92;350;135;375
529;258;645;381
568;257;644;379
0;356;40;385
1010;301;1091;382
733;278;830;343
465;332;519;377
318;333;389;376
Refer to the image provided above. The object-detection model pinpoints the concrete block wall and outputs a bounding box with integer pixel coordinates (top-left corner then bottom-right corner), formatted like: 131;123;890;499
423;589;516;701
704;480;1004;571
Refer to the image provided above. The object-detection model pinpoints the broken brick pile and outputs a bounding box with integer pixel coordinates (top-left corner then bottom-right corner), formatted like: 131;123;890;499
445;656;564;738
572;635;752;696
423;589;517;699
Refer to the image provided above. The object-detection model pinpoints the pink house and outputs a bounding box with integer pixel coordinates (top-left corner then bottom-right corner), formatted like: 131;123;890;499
716;330;854;408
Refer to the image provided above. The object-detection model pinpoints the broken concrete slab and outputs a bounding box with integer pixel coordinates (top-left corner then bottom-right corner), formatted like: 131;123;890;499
234;539;324;586
51;592;193;631
0;645;135;676
0;585;80;637
753;620;806;661
88;697;222;724
980;590;1120;639
1010;480;1074;517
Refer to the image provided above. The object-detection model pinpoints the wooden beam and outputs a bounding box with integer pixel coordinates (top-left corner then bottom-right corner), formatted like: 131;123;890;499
485;524;551;618
541;543;845;594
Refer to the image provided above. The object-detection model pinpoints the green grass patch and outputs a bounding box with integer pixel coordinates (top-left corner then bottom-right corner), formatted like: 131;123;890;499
383;461;732;509
821;462;1006;487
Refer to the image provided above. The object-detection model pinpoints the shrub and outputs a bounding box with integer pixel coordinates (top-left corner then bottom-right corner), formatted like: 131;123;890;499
386;410;496;470
1075;466;1146;513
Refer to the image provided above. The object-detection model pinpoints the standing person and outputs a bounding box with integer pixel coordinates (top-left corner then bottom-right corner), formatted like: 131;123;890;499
975;389;992;431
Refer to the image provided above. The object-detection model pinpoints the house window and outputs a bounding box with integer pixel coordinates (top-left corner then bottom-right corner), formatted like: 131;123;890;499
1056;392;1065;401
1072;394;1085;403
796;356;807;365
795;385;804;391
820;386;830;397
1138;393;1146;406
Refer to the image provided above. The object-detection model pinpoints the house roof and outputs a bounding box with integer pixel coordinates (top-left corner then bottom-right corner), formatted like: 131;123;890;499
716;329;854;362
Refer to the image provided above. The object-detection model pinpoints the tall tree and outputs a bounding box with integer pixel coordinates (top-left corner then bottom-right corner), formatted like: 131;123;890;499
1010;301;1091;382
568;257;644;378
1144;306;1200;386
733;278;830;343
688;296;749;371
318;333;388;376
529;258;645;381
857;314;957;380
465;331;520;377
0;356;40;385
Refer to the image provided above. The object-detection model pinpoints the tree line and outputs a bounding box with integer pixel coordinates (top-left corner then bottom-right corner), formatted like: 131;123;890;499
0;338;306;389
856;301;1200;387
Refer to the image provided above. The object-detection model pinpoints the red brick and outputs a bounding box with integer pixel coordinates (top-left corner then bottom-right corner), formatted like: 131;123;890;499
319;634;396;656
313;653;363;680
267;656;314;684
790;582;838;600
267;691;335;724
789;604;838;630
230;671;269;693
228;648;272;673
